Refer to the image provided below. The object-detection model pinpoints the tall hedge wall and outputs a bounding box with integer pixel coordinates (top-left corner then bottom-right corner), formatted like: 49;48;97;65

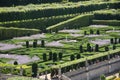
0;14;76;31
46;14;94;32
0;27;40;40
94;12;120;20
92;20;120;26
0;0;62;7
0;1;119;22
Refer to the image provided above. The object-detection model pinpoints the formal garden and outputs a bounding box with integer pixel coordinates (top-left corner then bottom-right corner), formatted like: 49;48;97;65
0;0;119;80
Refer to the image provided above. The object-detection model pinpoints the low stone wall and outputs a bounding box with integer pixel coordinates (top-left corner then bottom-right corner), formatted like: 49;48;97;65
63;57;120;80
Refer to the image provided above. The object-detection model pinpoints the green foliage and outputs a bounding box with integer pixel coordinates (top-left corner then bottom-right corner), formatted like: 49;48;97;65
53;53;57;62
92;20;120;26
0;27;40;40
43;53;47;61
0;15;75;30
32;63;38;77
100;74;106;80
47;14;94;32
94;9;120;20
0;1;119;22
0;0;62;7
14;61;18;65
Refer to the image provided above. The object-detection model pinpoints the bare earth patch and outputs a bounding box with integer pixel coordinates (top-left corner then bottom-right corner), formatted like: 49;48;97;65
0;54;40;64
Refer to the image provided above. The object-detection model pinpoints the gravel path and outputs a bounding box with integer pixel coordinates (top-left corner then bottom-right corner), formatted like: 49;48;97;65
106;30;120;33
0;43;22;51
59;29;80;33
13;33;46;40
0;54;40;64
85;34;107;38
89;25;108;28
90;39;110;46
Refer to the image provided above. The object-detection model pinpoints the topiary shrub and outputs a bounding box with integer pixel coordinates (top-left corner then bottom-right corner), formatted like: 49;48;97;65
26;41;29;48
95;44;99;52
79;45;83;53
41;40;45;47
14;61;18;65
70;54;75;61
84;31;87;35
58;52;63;60
112;45;116;50
105;46;109;51
32;63;38;77
49;51;53;60
90;29;94;34
53;53;57;62
43;53;47;61
110;38;114;44
76;54;81;59
96;30;100;35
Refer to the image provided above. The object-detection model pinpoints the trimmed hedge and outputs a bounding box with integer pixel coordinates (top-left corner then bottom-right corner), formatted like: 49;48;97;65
0;0;62;7
69;0;89;2
92;20;120;26
0;1;119;22
46;14;94;32
94;9;120;20
0;27;40;40
0;14;76;31
52;49;120;69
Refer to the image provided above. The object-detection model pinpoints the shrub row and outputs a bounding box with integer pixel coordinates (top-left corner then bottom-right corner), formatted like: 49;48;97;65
46;14;94;32
0;27;40;40
0;14;76;31
51;49;120;74
0;1;119;22
92;20;120;26
0;0;62;7
69;0;89;2
94;10;120;20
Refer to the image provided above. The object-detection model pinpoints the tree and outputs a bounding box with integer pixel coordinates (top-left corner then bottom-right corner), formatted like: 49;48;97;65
96;30;100;35
26;41;29;48
41;40;45;47
79;45;83;53
105;46;109;51
49;51;53;60
53;53;57;62
70;54;75;61
95;44;99;52
76;54;81;59
58;52;63;60
43;53;47;61
110;38;114;44
14;61;18;65
32;63;38;77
